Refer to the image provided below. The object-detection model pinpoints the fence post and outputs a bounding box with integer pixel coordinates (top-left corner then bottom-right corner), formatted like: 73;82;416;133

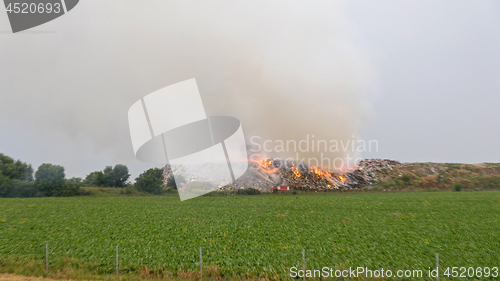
46;243;49;275
302;249;305;281
116;245;119;277
200;247;203;280
435;253;439;281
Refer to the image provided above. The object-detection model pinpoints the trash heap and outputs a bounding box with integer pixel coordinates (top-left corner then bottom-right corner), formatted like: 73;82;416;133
163;163;235;187
164;158;403;192
163;164;173;185
358;159;402;171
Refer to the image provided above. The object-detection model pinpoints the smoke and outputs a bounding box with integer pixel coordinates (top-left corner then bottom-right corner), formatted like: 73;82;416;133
0;0;376;177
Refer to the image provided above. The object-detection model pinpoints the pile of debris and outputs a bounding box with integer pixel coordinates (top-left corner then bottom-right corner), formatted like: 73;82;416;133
163;164;173;185
163;158;403;192
358;159;402;171
163;163;235;187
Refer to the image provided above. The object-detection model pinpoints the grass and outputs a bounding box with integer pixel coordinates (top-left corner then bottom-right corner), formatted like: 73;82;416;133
1;192;500;280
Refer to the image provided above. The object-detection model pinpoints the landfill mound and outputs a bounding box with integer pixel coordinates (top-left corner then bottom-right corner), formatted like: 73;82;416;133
164;158;403;192
165;162;233;187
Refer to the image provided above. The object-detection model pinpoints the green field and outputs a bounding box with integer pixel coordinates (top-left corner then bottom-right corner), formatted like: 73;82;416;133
1;191;500;280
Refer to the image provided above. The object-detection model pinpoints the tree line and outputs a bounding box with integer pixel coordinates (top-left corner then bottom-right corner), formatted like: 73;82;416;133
0;153;170;198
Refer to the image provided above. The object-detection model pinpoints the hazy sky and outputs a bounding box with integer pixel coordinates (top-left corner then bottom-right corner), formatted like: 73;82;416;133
349;1;500;163
1;0;499;180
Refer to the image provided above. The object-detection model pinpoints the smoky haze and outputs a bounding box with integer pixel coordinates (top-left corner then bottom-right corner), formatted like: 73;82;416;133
0;0;375;178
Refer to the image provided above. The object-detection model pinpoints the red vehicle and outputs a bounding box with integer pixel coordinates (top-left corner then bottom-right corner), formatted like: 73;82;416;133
271;185;290;191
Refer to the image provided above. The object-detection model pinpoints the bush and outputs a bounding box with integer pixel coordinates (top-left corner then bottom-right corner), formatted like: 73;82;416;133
477;176;500;189
122;186;134;195
410;179;421;186
164;186;178;194
119;185;144;195
237;188;261;195
135;168;164;194
205;188;261;196
453;183;463;192
10;180;37;197
382;178;395;189
401;174;411;184
0;178;37;198
60;181;80;197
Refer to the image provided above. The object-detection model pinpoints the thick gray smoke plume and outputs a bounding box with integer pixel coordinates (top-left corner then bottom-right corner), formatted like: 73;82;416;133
0;0;376;177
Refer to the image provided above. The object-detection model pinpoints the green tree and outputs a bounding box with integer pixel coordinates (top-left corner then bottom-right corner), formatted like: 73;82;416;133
102;166;114;187
0;153;33;182
84;165;130;187
68;177;82;183
35;163;65;196
0;153;34;197
112;164;130;187
84;171;104;186
0;173;13;197
135;168;164;194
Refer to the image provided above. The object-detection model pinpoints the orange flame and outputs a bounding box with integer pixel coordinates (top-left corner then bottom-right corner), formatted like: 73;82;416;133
260;159;273;170
338;174;346;182
310;166;324;177
292;163;301;179
309;165;336;181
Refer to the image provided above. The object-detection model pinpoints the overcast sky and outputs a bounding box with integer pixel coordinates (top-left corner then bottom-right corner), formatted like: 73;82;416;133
1;0;499;180
349;1;500;163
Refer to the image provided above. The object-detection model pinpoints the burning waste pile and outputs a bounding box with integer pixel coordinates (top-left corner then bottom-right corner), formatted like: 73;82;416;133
163;158;403;192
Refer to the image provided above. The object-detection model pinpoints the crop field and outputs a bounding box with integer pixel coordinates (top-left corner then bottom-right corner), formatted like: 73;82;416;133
1;191;500;280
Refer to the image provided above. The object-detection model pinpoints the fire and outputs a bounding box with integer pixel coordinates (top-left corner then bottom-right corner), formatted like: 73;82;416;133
324;170;333;178
258;158;278;173
255;158;350;184
291;163;301;179
338;174;346;182
309;165;335;181
310;166;325;177
260;159;273;170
